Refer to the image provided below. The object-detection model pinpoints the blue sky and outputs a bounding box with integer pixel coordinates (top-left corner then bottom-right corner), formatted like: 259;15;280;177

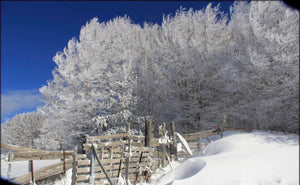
1;1;234;123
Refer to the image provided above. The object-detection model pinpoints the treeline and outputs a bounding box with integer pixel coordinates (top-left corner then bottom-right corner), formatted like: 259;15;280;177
2;1;299;150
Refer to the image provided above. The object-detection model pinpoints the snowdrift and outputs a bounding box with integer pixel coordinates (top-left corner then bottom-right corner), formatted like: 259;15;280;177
154;131;299;185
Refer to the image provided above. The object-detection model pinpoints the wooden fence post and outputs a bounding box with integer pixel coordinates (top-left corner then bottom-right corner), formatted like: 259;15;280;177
125;122;131;185
30;160;34;185
126;122;130;134
28;139;35;185
71;147;78;185
145;120;152;147
197;138;203;151
161;122;167;167
197;115;201;132
134;152;143;183
109;147;113;177
7;151;12;180
221;115;227;138
63;148;66;175
170;122;178;161
90;144;95;185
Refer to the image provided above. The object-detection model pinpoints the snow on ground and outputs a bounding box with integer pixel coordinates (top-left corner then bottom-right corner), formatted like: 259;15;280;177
1;131;298;185
1;158;61;180
149;131;299;185
52;168;72;185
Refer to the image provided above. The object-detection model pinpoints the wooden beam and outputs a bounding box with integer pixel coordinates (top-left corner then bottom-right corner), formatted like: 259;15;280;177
83;140;127;151
1;143;42;153
181;129;218;141
86;133;129;143
6;151;73;161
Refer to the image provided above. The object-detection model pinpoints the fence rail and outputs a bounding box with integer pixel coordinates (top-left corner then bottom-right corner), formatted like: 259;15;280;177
2;143;73;184
12;160;72;184
4;151;73;161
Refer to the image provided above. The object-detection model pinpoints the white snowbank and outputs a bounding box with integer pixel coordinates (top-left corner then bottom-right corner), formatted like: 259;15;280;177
153;131;299;185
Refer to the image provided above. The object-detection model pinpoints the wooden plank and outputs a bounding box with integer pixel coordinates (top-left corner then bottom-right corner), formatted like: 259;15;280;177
84;140;127;151
89;147;155;157
1;143;43;152
95;153;121;159
84;142;157;153
76;159;156;177
78;165;159;184
77;166;102;174
130;147;155;152
91;147;123;154
182;129;218;141
77;157;152;167
131;142;144;147
77;154;87;159
77;159;91;166
77;162;155;176
86;133;129;142
130;135;145;141
77;165;155;182
76;174;90;182
7;151;73;161
130;152;158;158
12;160;72;184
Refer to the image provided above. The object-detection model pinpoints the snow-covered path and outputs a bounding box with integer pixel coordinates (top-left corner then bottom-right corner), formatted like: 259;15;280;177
152;131;299;185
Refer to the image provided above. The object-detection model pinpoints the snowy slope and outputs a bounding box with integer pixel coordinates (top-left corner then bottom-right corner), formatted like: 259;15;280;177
152;131;299;185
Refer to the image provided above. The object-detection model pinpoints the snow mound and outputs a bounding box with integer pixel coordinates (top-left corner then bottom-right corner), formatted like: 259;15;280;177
154;131;299;185
156;159;206;185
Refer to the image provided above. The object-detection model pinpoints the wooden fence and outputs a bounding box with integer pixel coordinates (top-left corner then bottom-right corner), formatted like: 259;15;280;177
71;120;225;185
1;143;73;185
2;116;248;185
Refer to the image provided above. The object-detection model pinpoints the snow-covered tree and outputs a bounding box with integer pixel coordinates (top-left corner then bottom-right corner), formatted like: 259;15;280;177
224;1;299;132
39;16;144;147
39;1;298;138
1;112;46;147
4;1;297;150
